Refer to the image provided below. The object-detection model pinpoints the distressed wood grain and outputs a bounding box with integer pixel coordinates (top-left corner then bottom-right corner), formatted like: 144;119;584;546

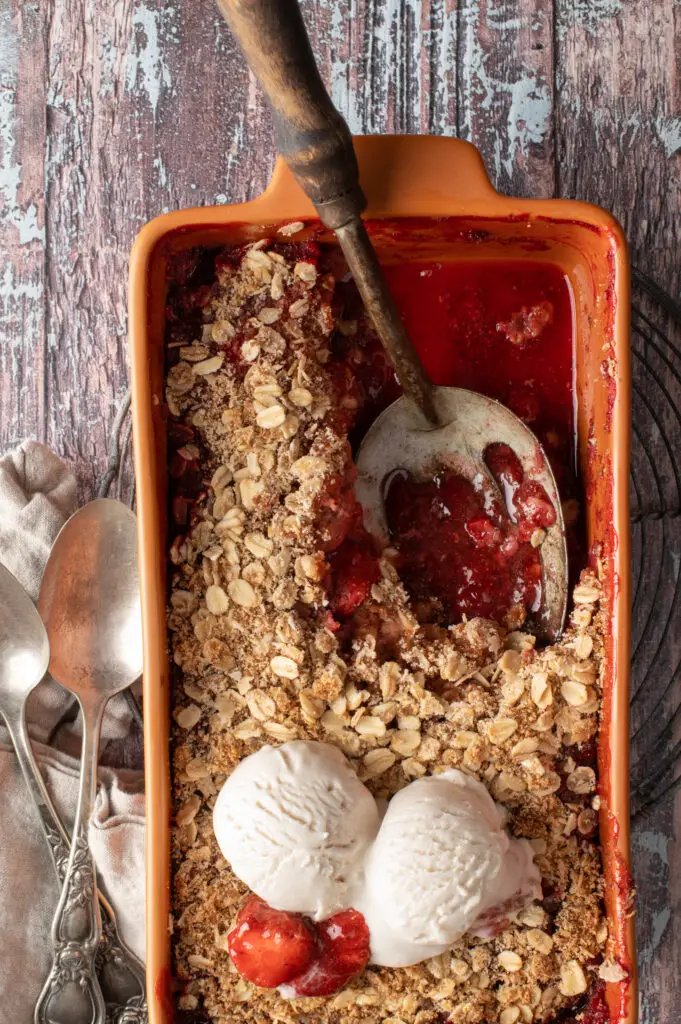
457;0;555;197
1;1;680;1021
556;0;681;292
0;0;46;452
553;4;681;1019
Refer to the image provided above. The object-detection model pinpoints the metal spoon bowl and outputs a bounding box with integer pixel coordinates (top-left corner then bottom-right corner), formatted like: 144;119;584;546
355;387;568;640
35;499;145;1024
0;563;50;710
38;500;144;698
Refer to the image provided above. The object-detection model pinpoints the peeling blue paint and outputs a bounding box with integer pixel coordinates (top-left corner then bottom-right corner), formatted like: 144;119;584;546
125;3;173;115
153;155;168;188
558;0;622;38
0;88;46;245
656;116;681;158
99;37;118;99
459;2;551;184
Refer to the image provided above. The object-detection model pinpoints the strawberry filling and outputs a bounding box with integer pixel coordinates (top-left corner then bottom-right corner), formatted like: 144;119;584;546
227;899;370;997
327;540;381;619
384;442;556;629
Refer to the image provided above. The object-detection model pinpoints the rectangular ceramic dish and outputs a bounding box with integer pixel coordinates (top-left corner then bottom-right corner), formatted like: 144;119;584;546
128;135;634;1024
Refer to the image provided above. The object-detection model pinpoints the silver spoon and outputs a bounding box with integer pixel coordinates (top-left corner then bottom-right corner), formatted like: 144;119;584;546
217;0;567;639
354;389;567;640
33;500;146;1024
0;562;147;1022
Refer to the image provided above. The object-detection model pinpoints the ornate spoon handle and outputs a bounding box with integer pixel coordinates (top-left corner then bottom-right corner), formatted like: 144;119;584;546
97;917;147;1024
3;703;148;1021
8;703;72;876
34;699;107;1024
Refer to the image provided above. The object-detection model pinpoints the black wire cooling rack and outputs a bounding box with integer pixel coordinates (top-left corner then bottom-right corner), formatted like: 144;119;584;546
629;268;681;821
106;267;681;816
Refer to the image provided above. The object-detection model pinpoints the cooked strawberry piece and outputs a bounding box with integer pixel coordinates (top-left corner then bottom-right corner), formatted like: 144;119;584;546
485;441;524;488
276;240;321;267
578;981;610;1024
288;909;370;998
172;496;191;527
227;897;314;989
385;465;546;629
214;246;244;273
515;481;557;528
328;540;380;618
465;516;503;548
166;248;201;286
485;441;524;520
316;472;362;553
496;300;553;348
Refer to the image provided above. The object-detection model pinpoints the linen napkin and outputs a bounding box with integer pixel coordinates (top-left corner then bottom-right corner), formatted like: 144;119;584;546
0;441;146;1024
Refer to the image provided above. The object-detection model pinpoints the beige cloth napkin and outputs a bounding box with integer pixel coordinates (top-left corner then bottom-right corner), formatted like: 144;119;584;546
0;441;146;1023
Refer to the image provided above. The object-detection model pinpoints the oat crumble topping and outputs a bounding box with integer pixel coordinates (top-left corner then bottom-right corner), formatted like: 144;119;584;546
166;241;612;1024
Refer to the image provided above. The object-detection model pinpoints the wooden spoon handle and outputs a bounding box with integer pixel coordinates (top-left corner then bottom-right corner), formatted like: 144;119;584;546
336;218;439;425
216;0;439;425
216;0;365;230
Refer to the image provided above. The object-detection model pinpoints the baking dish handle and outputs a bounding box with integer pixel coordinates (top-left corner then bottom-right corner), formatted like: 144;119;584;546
217;1;498;218
259;135;501;216
352;136;501;211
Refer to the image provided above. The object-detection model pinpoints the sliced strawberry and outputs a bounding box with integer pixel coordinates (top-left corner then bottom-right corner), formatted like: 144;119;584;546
227;897;315;989
289;909;370;997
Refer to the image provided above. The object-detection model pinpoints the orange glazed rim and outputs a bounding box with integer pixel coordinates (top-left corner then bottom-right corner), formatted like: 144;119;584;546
128;135;634;1024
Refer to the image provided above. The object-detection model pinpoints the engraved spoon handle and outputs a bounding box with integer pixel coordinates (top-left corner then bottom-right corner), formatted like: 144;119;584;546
2;703;148;1019
3;701;72;877
34;699;107;1024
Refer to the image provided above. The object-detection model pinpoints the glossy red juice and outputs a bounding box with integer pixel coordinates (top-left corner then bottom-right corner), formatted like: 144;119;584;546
334;259;577;630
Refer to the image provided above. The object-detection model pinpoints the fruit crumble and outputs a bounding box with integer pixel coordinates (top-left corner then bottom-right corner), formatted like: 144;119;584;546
165;237;623;1023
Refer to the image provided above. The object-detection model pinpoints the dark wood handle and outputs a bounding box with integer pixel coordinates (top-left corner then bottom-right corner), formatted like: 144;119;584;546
216;0;366;230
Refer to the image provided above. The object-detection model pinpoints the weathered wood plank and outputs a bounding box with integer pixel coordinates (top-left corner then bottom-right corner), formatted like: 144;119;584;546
556;0;681;293
554;4;681;1018
0;0;47;451
301;0;458;135
40;0;176;496
457;0;555;197
1;3;681;1021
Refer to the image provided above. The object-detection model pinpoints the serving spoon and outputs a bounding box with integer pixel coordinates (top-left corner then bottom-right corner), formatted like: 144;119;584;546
33;499;145;1024
217;0;568;639
0;561;146;1022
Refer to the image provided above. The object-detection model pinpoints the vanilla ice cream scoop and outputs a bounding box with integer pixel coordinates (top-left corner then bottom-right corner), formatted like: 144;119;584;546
213;740;380;920
359;770;541;967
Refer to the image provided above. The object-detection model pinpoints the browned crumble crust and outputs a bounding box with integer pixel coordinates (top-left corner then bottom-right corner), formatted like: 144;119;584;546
166;241;612;1024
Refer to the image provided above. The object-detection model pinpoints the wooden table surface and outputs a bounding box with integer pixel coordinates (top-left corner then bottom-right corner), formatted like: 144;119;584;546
1;1;680;1020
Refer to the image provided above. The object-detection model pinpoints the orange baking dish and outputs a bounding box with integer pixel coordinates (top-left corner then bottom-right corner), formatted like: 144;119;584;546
128;135;634;1024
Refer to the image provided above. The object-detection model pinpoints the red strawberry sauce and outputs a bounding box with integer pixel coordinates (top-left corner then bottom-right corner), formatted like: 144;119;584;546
330;258;578;629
